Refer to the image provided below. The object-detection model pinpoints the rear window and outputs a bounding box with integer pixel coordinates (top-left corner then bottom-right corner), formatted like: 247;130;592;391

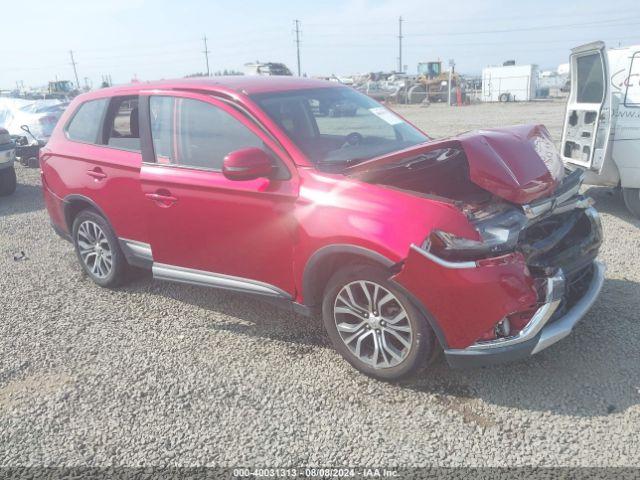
66;99;108;143
576;53;604;104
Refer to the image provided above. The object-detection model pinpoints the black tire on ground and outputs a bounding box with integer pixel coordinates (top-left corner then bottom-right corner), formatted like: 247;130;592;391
622;187;640;218
499;92;511;102
0;167;17;196
72;209;128;288
322;264;438;381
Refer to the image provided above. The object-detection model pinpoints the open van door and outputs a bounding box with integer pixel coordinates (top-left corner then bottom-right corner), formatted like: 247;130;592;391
561;41;611;172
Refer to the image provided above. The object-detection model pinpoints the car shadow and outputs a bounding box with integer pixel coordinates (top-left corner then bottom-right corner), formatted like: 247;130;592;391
0;179;44;218
584;185;640;228
123;272;640;419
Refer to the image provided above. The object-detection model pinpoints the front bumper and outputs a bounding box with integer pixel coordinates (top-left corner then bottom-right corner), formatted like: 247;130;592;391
444;260;605;368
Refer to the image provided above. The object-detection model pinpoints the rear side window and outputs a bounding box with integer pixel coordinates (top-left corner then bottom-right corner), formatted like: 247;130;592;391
106;96;140;152
149;96;263;170
66;99;108;143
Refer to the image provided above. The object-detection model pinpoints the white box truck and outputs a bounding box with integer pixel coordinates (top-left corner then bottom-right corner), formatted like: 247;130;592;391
561;41;640;217
482;64;539;102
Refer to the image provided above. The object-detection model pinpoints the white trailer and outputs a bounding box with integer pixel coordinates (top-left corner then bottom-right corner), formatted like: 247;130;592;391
481;64;539;102
561;41;640;217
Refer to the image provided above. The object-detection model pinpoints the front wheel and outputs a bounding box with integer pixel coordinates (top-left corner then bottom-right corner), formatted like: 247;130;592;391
0;167;17;196
623;187;640;218
322;264;438;380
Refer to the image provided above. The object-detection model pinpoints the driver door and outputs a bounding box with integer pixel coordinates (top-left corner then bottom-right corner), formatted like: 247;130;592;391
138;90;299;297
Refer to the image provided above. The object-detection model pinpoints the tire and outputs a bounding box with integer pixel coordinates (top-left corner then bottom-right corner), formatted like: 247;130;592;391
72;209;128;288
322;264;437;380
0;167;17;196
623;187;640;218
499;92;511;103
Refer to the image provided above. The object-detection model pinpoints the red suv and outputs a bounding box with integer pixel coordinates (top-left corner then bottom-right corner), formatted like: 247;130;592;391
41;77;604;380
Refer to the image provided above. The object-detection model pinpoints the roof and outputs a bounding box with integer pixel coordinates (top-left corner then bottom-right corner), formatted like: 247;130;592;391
87;76;342;98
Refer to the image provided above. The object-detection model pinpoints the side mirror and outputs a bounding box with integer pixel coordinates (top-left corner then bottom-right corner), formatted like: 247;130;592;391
222;147;274;181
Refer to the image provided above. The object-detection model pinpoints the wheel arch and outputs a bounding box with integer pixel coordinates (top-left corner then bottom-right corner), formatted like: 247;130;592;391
63;194;112;233
302;244;397;308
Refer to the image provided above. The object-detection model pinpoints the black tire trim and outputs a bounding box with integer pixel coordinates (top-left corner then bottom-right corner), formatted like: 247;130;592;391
303;244;396;307
63;194;112;233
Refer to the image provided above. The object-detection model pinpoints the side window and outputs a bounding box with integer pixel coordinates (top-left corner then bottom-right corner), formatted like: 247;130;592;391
624;52;640;107
106;96;140;151
149;96;264;170
66;99;108;143
576;53;605;104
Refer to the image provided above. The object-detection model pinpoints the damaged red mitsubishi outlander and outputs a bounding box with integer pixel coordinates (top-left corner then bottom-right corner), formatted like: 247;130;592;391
41;77;604;379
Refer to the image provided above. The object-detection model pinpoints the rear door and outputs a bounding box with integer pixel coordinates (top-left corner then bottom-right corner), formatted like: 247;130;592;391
138;90;298;297
561;41;611;171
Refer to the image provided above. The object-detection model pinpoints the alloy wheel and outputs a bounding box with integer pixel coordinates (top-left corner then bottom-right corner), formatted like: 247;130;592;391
333;280;413;369
76;220;113;279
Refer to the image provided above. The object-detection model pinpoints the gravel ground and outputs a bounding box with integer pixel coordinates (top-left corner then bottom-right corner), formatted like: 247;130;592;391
0;100;639;468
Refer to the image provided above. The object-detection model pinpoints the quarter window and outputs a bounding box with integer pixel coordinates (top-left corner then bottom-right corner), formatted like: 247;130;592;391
149;96;264;170
66;99;108;143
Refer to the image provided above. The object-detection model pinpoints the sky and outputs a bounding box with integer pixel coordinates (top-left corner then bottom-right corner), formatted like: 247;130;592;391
2;0;640;90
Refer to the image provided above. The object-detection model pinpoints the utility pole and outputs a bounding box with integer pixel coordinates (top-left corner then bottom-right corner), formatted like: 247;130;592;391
398;16;403;73
203;36;211;76
294;19;302;76
69;50;80;89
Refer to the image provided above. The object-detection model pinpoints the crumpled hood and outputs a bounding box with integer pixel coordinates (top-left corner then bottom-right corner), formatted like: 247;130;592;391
346;124;560;205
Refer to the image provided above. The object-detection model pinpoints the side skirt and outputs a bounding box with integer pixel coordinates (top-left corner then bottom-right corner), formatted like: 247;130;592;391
152;262;293;300
118;238;154;269
117;239;314;316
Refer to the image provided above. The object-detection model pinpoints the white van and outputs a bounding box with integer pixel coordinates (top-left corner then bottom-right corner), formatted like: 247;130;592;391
561;41;640;217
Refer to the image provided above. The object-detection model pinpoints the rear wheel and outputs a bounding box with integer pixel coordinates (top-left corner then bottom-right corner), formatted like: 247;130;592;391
322;264;437;380
0;167;17;196
623;187;640;218
72;210;128;287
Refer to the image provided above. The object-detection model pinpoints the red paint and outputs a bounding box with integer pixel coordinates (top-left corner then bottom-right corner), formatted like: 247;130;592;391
347;124;558;205
41;77;563;350
393;250;538;348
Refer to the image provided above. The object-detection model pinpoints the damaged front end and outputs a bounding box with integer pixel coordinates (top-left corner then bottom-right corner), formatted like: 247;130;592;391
348;125;605;367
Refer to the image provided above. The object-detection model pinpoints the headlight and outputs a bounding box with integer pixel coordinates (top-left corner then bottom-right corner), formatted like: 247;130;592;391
424;207;528;261
531;134;564;181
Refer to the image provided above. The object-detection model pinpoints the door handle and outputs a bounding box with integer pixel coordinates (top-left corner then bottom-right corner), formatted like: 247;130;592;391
145;191;178;206
87;168;107;180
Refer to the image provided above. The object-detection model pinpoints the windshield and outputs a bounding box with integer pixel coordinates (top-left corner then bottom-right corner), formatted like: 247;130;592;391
251;87;429;168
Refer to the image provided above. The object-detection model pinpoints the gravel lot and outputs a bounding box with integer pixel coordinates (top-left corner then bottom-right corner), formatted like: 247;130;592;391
1;100;639;468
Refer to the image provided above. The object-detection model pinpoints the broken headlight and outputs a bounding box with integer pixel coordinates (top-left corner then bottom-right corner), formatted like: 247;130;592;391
424;207;528;261
531;133;564;181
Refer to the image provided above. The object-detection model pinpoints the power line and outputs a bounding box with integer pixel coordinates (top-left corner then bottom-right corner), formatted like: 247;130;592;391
294;19;302;76
203;35;211;76
398;16;403;72
69;50;80;89
405;15;640;37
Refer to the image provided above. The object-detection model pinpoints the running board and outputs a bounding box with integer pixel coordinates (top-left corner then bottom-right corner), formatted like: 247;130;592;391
152;263;292;299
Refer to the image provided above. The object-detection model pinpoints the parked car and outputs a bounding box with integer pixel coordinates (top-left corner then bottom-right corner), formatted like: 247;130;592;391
40;77;604;380
0;128;16;196
0;99;67;142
